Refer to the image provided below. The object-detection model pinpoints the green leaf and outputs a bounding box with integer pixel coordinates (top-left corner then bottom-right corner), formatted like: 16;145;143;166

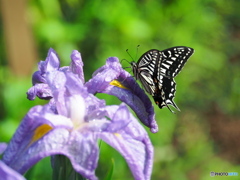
104;159;114;180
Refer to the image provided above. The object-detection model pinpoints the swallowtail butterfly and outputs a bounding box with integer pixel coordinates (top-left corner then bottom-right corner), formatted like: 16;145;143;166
131;46;194;113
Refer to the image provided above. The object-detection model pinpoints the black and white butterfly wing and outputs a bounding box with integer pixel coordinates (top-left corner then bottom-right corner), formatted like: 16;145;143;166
159;46;194;78
131;46;194;112
153;77;179;112
154;46;194;111
131;50;160;95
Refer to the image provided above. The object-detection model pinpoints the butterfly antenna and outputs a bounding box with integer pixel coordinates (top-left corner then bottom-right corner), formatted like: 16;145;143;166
126;49;135;62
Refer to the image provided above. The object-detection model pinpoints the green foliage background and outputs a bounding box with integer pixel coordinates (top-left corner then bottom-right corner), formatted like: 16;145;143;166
1;0;240;179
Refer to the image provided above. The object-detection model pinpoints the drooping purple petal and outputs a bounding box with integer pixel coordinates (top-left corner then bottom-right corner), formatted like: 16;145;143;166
85;57;158;133
2;104;99;180
98;104;153;180
108;72;157;133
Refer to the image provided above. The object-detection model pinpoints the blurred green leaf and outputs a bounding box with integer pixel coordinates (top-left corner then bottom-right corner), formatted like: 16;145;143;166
104;159;114;180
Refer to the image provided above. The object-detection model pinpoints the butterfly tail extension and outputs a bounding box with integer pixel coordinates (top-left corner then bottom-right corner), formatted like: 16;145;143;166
153;93;180;113
165;99;181;113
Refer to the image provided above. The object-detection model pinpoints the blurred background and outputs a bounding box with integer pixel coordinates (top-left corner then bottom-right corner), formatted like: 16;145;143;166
0;0;239;179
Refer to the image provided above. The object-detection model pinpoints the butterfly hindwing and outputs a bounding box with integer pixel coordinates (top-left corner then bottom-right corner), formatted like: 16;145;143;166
153;76;180;112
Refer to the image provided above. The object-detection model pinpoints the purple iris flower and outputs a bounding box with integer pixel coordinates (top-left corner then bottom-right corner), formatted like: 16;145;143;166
27;48;158;133
3;51;154;179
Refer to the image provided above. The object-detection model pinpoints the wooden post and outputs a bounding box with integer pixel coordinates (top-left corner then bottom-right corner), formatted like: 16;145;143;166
0;0;37;76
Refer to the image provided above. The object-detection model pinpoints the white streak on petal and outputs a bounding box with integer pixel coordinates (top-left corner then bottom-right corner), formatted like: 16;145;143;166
68;95;86;126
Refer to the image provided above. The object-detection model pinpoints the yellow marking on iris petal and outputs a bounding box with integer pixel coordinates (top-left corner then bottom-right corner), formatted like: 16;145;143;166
114;133;122;137
110;80;128;90
30;124;53;144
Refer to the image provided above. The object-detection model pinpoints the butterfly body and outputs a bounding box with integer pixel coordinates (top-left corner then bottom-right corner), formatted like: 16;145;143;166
131;46;194;112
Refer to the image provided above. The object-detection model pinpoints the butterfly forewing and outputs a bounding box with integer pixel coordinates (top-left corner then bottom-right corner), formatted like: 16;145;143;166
131;46;194;112
160;46;194;78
